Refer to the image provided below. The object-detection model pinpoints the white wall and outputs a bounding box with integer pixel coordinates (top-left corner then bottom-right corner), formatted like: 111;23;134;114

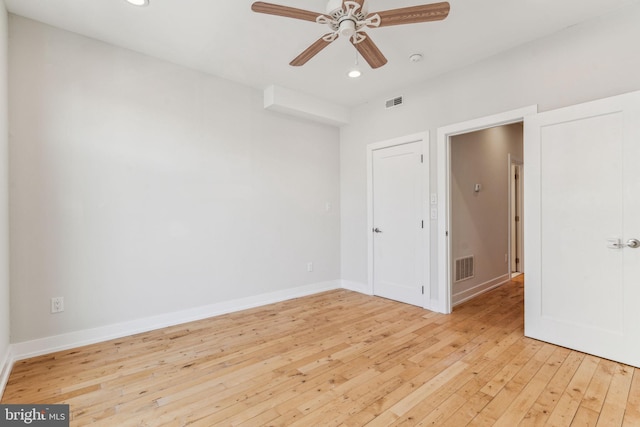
0;0;10;382
9;16;340;343
450;124;522;301
340;4;640;303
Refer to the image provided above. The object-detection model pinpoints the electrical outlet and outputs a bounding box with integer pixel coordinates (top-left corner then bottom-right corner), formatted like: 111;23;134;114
307;262;313;272
51;297;64;313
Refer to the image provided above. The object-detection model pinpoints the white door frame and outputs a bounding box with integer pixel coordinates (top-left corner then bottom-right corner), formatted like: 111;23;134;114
435;106;537;314
508;155;524;275
367;132;430;308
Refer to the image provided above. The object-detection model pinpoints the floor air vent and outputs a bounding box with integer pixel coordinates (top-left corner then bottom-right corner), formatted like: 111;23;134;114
455;256;475;282
385;96;403;109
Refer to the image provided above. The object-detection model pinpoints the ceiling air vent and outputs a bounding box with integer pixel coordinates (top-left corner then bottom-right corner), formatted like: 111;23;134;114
385;96;403;109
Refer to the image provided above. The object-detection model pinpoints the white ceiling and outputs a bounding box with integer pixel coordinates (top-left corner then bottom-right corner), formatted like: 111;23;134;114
5;0;638;107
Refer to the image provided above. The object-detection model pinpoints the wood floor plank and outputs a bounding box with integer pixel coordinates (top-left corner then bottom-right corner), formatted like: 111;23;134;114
468;340;550;426
571;406;599;426
520;349;584;426
491;344;564;426
2;278;639;426
623;370;640;426
441;391;493;426
596;363;634;427
545;354;601;426
580;359;616;414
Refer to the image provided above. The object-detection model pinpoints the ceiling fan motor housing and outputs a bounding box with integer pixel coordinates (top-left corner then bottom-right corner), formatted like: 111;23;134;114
319;0;375;42
325;0;368;16
339;19;356;38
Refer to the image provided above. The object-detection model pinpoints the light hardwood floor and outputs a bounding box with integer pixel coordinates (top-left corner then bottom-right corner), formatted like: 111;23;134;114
3;276;640;426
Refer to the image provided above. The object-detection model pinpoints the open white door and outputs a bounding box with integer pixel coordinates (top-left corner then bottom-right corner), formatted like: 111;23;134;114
371;141;424;306
525;90;640;368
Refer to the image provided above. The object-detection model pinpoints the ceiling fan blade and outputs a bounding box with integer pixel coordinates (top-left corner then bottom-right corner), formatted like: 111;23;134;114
251;2;323;22
373;2;450;27
351;33;387;69
290;35;336;66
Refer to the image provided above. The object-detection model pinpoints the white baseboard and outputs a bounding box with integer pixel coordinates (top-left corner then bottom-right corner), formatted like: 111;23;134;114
341;281;439;313
340;280;371;295
452;274;510;306
0;345;13;399
11;280;341;362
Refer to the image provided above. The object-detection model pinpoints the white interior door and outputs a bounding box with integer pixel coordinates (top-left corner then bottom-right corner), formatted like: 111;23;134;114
525;90;640;367
372;142;423;306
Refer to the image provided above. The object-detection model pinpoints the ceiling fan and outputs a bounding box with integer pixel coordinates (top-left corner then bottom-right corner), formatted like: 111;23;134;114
251;0;450;69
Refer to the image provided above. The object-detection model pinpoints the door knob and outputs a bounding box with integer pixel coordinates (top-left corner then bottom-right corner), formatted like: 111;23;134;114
373;228;382;233
627;239;640;249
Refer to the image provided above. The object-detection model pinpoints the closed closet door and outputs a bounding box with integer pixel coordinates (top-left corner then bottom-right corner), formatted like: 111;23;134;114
372;141;424;306
524;90;640;367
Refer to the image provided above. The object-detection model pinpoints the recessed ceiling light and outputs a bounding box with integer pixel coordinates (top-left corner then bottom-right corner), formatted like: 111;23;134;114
125;0;149;6
348;69;362;79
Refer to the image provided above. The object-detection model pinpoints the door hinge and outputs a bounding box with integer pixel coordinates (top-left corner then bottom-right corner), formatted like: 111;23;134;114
515;215;520;222
446;231;449;237
516;257;520;264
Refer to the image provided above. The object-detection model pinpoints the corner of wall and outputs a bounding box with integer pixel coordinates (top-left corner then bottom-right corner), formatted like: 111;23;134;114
0;345;14;399
340;280;371;295
0;0;11;402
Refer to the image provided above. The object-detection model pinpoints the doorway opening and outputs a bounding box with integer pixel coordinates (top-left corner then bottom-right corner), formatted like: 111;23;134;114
435;105;537;314
448;124;523;306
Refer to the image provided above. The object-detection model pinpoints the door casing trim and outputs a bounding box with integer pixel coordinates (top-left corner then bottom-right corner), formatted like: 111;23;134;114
436;106;538;314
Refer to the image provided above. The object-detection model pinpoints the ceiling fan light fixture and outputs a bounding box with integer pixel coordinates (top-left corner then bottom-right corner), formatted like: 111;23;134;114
338;20;357;38
125;0;149;7
347;68;362;78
